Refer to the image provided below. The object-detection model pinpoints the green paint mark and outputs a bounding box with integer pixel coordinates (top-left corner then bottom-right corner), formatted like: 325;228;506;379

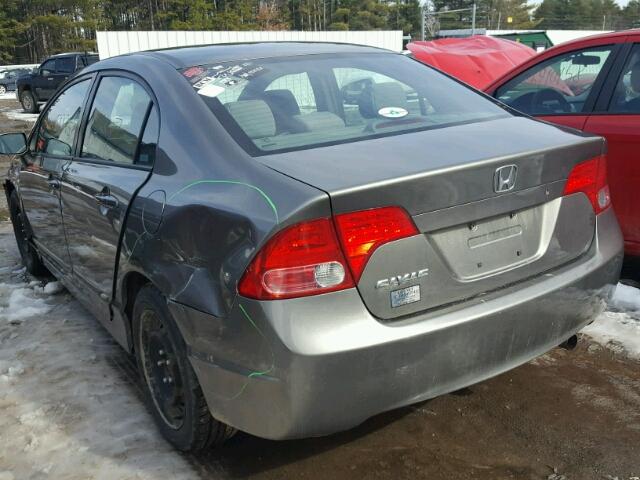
226;303;275;401
167;180;279;223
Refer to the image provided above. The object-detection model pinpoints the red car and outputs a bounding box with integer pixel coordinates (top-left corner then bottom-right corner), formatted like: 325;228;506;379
484;30;640;262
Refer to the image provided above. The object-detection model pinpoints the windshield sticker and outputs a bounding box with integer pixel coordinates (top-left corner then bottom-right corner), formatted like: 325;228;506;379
182;66;204;78
183;62;267;90
378;107;409;119
198;83;226;98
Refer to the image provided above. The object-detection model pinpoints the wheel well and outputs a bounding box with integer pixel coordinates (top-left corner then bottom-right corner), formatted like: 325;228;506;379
123;272;151;342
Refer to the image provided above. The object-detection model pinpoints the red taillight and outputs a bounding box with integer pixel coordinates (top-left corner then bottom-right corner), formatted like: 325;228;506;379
238;206;419;300
238;218;354;300
334;206;419;282
563;155;610;214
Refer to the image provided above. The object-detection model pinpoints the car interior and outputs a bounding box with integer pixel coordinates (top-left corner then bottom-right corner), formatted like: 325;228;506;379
190;56;509;154
496;49;612;115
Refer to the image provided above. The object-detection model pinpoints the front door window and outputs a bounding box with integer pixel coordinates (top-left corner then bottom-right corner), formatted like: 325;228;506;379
495;47;614;116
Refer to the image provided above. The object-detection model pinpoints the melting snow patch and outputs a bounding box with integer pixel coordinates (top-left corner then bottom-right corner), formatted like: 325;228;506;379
0;360;25;382
0;108;39;123
0;222;198;479
582;283;640;359
0;283;52;323
610;283;640;312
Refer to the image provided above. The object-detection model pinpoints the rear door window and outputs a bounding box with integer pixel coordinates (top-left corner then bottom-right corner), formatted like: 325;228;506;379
55;57;75;74
84;55;100;66
34;79;91;156
608;44;640;113
81;76;154;165
495;46;614;115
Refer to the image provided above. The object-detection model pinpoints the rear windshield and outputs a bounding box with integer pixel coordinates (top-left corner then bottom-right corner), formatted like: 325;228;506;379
182;53;510;155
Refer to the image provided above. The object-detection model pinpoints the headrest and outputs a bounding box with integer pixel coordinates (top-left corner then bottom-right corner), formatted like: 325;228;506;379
631;61;640;93
263;89;301;117
295;112;345;131
358;82;408;119
225;100;276;139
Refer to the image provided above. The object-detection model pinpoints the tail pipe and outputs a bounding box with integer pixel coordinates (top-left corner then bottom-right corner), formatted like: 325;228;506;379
559;335;578;351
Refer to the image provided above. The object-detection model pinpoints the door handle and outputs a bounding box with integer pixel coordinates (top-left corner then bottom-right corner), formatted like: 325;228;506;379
94;192;118;209
47;78;54;81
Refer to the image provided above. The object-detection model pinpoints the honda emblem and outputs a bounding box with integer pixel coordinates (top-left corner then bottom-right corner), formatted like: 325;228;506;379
494;165;518;193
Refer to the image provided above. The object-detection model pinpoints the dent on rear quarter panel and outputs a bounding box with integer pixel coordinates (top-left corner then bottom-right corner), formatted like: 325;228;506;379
107;54;329;323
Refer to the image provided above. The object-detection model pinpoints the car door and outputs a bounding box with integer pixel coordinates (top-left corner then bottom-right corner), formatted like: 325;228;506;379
19;77;93;271
585;42;640;257
493;43;622;131
33;59;57;100
6;71;17;90
60;73;159;323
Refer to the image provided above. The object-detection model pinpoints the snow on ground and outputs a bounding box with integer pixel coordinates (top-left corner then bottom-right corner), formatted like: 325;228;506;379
0;92;17;100
583;283;640;359
0;208;639;479
0;222;198;480
0;106;39;123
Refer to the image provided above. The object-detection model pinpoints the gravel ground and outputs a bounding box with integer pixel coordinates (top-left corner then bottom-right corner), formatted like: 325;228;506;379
1;99;640;480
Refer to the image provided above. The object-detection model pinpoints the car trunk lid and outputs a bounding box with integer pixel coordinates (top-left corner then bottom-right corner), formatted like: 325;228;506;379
259;116;604;319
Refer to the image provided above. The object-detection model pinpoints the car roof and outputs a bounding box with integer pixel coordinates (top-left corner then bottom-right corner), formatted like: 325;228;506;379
543;28;640;52
46;52;98;59
127;42;393;69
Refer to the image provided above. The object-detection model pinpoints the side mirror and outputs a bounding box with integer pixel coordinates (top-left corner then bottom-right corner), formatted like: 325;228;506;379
0;132;27;155
45;138;72;156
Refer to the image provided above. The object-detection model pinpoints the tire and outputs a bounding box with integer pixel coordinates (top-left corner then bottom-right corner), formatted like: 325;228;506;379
132;285;235;452
0;85;6;95
8;189;48;276
20;90;38;113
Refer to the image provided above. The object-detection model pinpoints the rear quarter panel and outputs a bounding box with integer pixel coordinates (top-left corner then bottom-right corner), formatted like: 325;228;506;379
105;56;330;350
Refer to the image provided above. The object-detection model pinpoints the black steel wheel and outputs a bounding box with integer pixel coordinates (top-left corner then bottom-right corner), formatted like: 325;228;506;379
138;306;187;430
132;285;235;451
8;190;48;276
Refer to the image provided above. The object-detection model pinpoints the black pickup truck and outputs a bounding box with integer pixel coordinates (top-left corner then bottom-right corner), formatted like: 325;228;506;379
16;52;99;112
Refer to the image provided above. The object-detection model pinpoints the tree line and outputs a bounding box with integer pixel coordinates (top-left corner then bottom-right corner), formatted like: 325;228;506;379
0;0;421;64
1;0;639;65
428;0;639;32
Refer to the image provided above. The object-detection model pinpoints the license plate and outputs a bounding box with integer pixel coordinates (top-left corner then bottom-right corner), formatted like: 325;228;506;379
390;285;420;308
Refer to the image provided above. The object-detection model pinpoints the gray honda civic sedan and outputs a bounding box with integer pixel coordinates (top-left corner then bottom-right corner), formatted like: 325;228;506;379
1;42;623;452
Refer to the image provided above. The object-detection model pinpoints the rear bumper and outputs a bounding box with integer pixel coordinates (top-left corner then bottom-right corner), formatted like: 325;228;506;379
170;207;623;440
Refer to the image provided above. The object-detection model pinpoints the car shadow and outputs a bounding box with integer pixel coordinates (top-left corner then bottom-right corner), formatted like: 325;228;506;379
190;403;419;478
